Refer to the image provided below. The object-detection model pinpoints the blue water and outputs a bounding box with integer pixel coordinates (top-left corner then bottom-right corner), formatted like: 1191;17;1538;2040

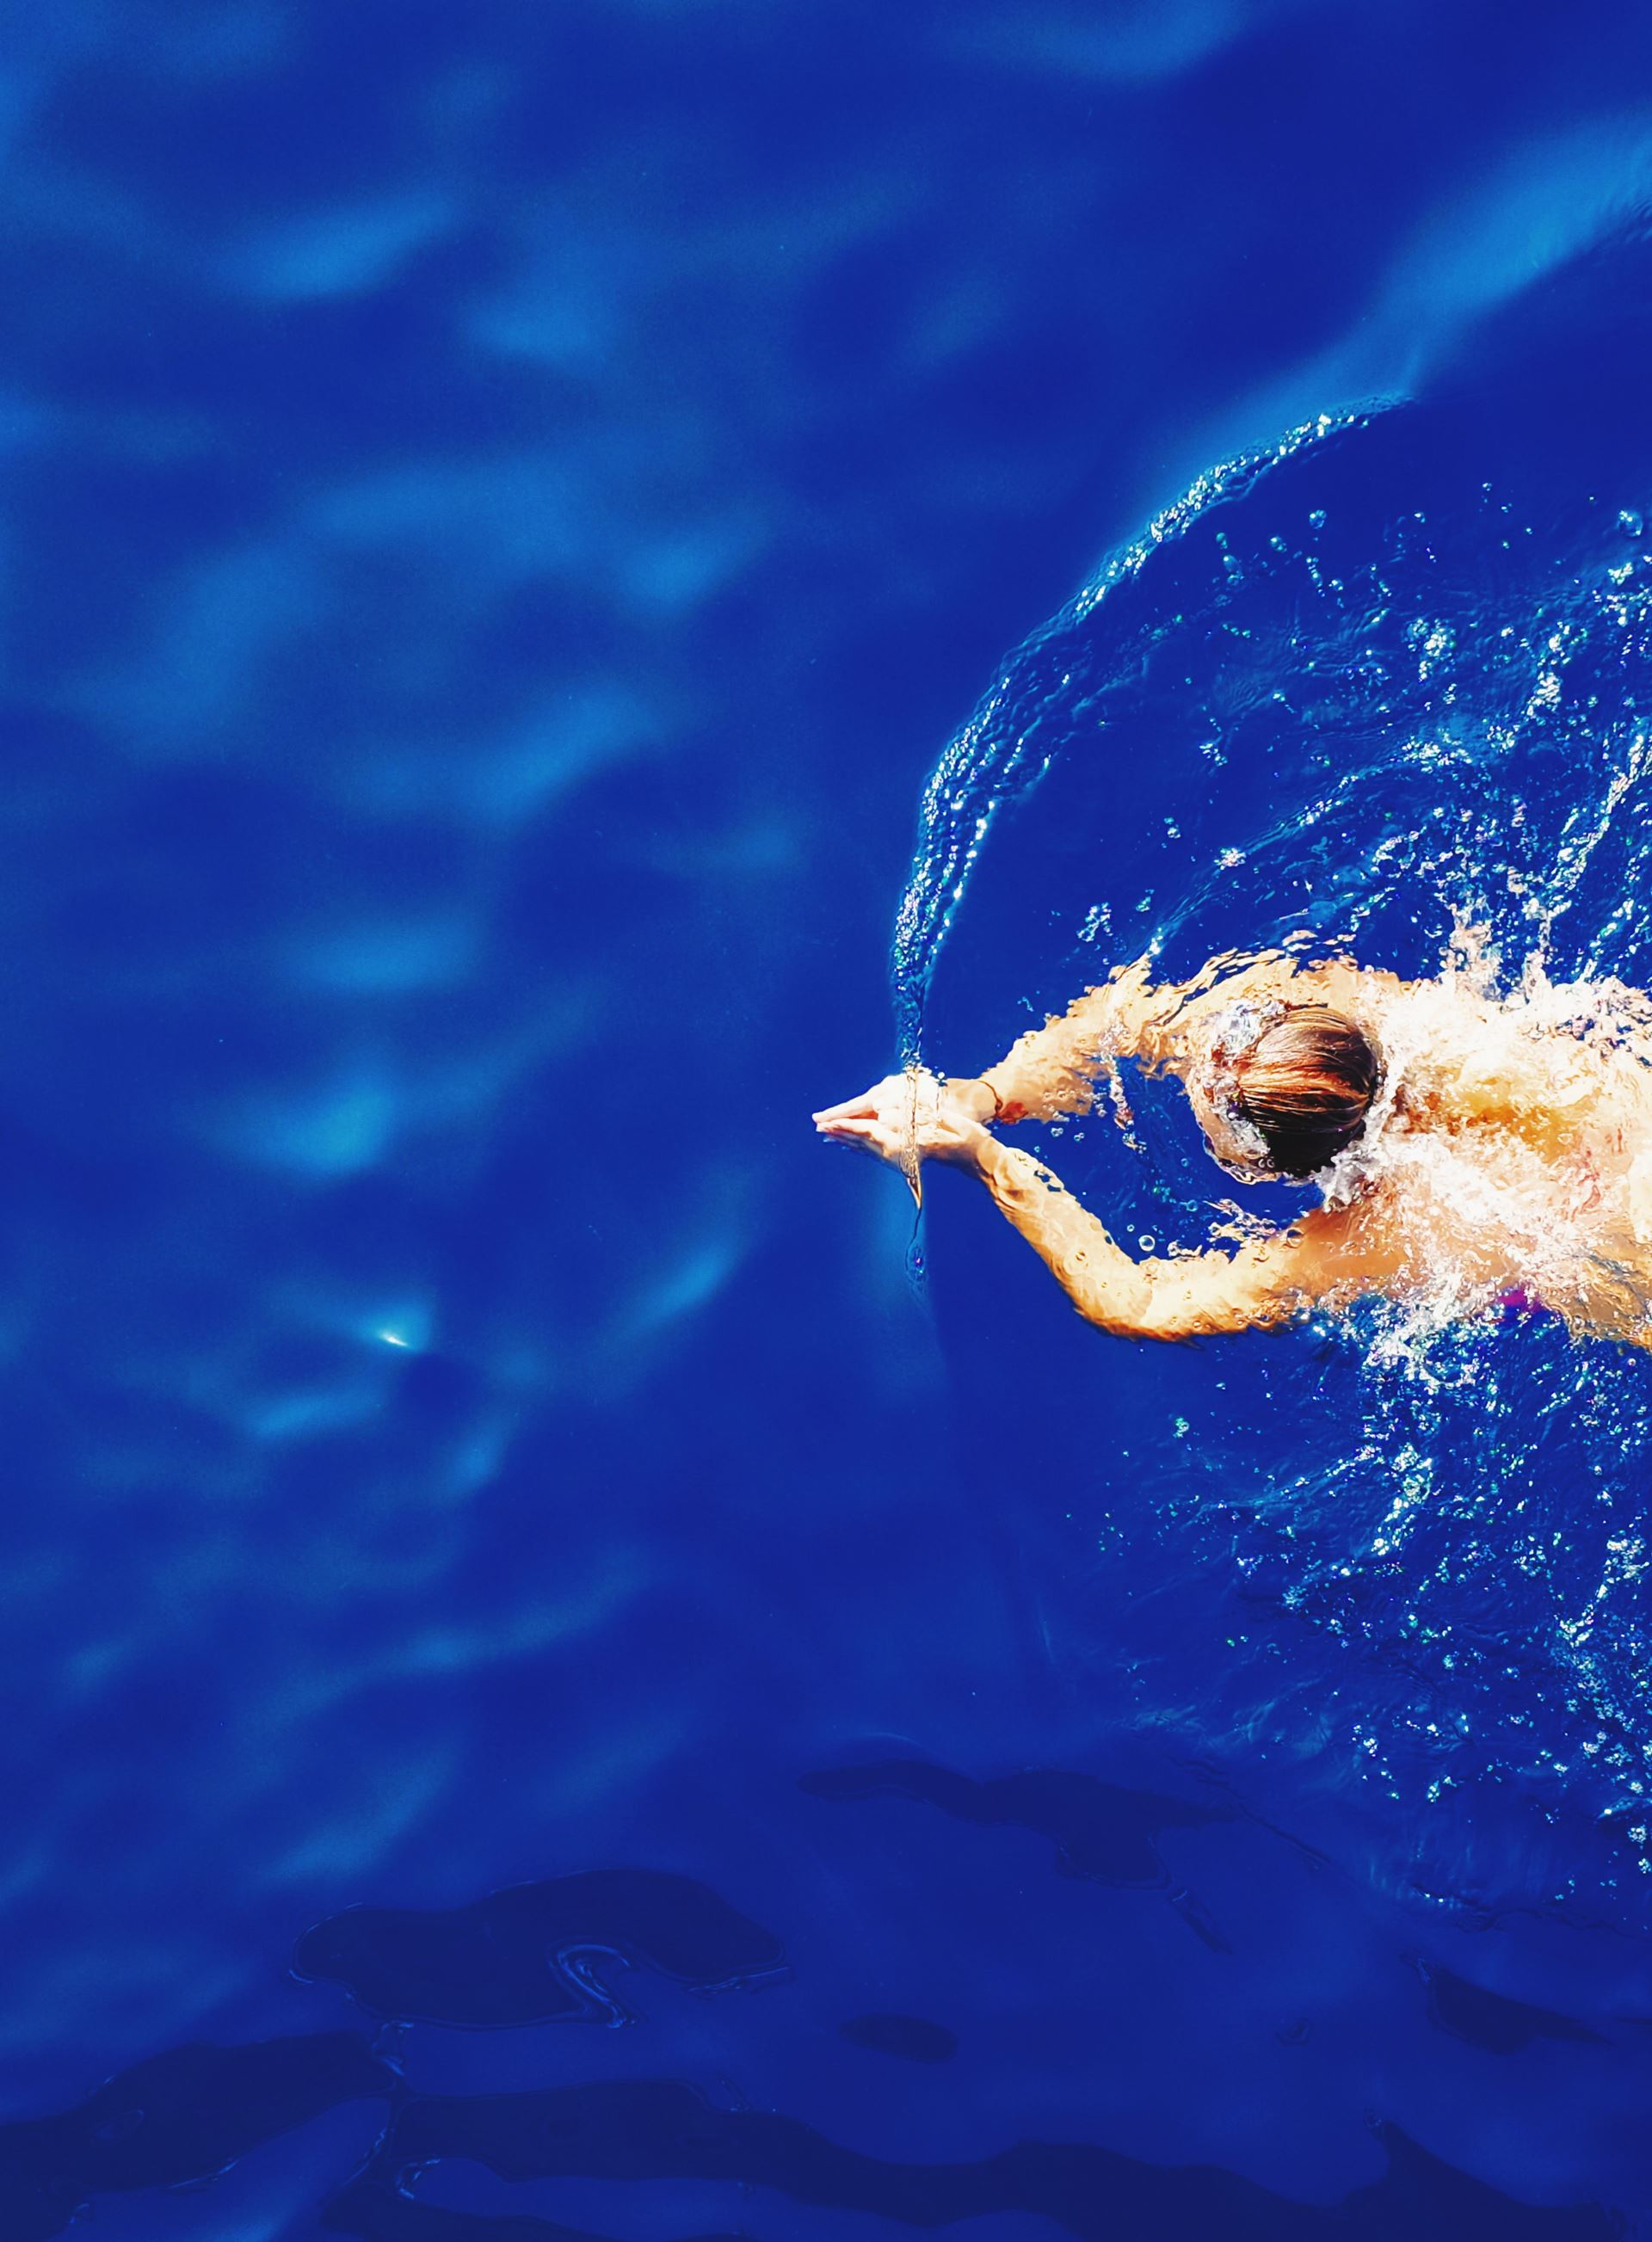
9;3;1652;2237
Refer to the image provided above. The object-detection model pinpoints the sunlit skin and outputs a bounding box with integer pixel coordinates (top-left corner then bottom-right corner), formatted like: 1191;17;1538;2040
815;948;1652;1346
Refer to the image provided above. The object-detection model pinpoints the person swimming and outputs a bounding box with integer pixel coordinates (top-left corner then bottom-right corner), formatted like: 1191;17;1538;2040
814;945;1652;1346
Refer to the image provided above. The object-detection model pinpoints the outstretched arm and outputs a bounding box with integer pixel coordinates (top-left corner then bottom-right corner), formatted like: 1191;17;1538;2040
959;959;1179;1125
811;964;1252;1200
816;1083;1396;1337
815;948;1402;1167
958;950;1300;1124
953;1125;1380;1340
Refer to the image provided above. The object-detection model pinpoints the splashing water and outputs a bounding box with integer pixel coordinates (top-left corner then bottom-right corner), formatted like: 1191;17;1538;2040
891;232;1652;1916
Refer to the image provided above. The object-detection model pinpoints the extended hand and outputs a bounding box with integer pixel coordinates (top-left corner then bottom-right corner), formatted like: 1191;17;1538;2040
812;1070;990;1181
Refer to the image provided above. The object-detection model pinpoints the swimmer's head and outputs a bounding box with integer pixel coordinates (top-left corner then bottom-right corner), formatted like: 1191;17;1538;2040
1226;1004;1378;1179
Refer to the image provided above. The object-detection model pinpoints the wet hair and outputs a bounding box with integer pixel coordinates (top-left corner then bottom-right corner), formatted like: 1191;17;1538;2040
1232;1004;1379;1179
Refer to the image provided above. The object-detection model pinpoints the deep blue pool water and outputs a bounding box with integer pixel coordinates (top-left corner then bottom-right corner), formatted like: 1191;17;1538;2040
10;3;1652;2238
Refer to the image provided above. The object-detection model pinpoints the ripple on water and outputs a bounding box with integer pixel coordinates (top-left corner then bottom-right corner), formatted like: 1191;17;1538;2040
898;223;1652;1919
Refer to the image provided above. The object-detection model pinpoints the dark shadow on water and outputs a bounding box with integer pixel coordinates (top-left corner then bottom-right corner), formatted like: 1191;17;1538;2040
801;1758;1237;1947
322;2169;745;2242
1407;1955;1605;2055
837;2013;959;2063
0;2033;394;2242
799;1760;1232;1886
293;1869;790;2028
380;2077;1620;2240
0;1909;1624;2240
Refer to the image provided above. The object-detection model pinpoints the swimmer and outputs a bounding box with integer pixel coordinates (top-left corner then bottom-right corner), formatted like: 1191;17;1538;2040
814;946;1652;1346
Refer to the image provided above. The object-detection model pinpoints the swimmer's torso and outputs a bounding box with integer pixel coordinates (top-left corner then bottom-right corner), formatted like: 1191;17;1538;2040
1187;955;1652;1340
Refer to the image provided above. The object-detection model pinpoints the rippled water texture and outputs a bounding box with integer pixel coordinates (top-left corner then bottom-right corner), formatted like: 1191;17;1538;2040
13;2;1652;2237
901;227;1652;1925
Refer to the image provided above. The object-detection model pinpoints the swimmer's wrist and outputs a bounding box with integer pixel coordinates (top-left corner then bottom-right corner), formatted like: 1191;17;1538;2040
945;1076;989;1118
934;1119;1001;1177
946;1074;1030;1126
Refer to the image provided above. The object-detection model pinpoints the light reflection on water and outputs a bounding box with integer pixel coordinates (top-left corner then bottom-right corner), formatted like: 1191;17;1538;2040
14;3;1652;2231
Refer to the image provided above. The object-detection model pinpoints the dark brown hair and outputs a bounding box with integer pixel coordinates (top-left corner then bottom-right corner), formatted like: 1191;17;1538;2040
1234;1005;1378;1179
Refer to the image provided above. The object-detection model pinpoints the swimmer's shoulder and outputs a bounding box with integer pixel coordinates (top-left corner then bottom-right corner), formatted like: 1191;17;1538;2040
1173;952;1410;1026
1140;952;1421;1074
1279;954;1414;1026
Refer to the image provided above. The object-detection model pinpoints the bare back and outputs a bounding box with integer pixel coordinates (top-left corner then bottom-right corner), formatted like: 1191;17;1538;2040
1166;953;1652;1343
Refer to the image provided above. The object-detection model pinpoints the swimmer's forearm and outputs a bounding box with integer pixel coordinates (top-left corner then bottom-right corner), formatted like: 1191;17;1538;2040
964;1136;1153;1332
973;964;1174;1124
959;1132;1298;1340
